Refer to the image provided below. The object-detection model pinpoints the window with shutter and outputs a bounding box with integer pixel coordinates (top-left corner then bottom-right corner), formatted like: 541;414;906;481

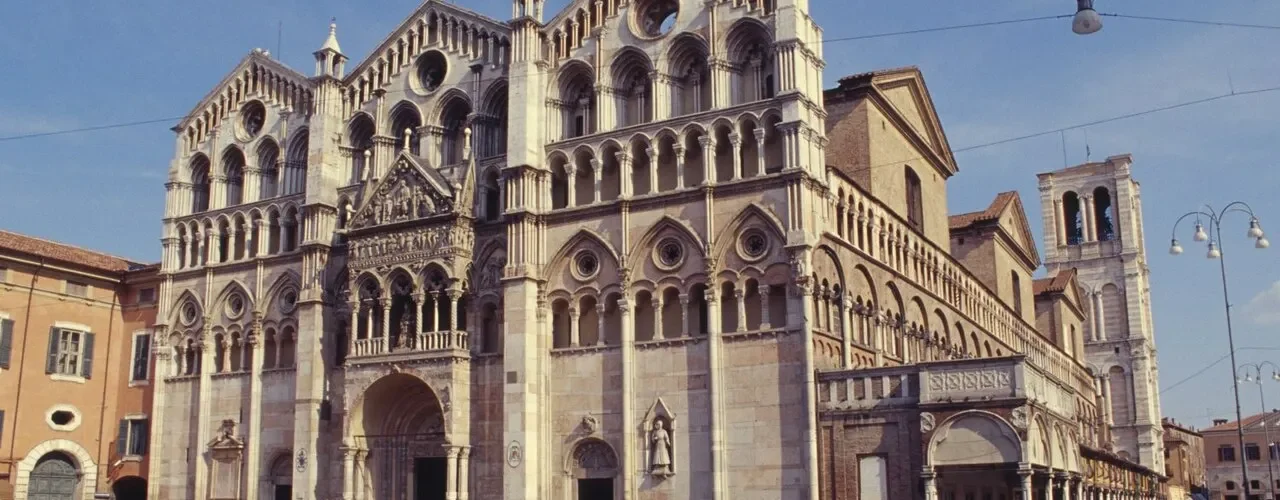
80;332;94;379
47;327;92;379
0;318;14;369
117;419;129;456
119;418;149;456
131;333;151;382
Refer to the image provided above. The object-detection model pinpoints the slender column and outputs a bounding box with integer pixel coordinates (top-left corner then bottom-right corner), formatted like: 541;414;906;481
145;335;171;500
566;164;577;208
413;292;426;337
619;298;635;500
1082;195;1096;242
704;286;726;498
457;447;471;500
760;285;772;330
193;329;214;499
595;303;607;346
569;307;580;347
446;446;460;500
354;450;366;500
348;303;359;355
617;151;633;197
449;290;461;330
1048;474;1057;500
341;444;355;500
430;292;441;332
840;301;852;368
652;297;664;339
380;298;391;352
645;146;659;193
591;159;602;203
729;133;743;180
679;294;690;337
699;136;715;185
673;143;686;189
753;127;767;176
922;469;938;500
1095;291;1108;341
734;288;747;332
1102;376;1115;426
1018;468;1034;500
209;227;222;263
363;302;374;349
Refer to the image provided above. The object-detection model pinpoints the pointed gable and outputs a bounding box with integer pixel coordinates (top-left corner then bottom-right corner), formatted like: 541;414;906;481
949;191;1041;270
348;152;457;230
175;50;310;135
341;0;510;89
827;67;958;178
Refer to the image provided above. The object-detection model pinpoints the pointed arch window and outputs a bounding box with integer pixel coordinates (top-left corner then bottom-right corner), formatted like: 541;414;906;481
1093;186;1115;241
1063;191;1083;245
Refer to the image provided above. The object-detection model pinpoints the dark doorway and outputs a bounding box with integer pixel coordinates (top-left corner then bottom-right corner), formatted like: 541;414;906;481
274;485;292;500
414;457;447;500
577;478;614;500
111;476;147;500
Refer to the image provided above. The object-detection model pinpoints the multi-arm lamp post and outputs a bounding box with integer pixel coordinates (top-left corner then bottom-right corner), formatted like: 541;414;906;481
1238;362;1280;497
1170;202;1269;497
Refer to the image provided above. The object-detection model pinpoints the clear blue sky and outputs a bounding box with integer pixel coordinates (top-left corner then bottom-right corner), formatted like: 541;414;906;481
0;0;1277;428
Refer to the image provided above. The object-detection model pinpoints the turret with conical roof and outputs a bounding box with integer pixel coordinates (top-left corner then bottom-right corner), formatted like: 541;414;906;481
314;19;346;78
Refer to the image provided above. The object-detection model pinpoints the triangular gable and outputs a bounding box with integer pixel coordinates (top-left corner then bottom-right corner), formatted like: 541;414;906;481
175;50;310;132
992;194;1042;268
348;152;456;230
865;68;957;176
342;0;510;87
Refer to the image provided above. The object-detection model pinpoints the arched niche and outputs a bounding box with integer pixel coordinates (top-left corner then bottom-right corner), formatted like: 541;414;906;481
928;411;1021;467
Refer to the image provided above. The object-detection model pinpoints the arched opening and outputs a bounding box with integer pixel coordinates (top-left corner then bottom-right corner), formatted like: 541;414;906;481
568;439;618;500
482;169;502;221
263;328;279;368
1062;191;1083;245
190;154;211;213
738;118;761;178
437;97;472;166
634;290;656;341
1010;271;1023;316
353;373;448;500
269;454;293;500
631;138;655;195
1093;186;1115;241
356;277;384;350
285;133;309;196
573;149;596;207
611;49;653;128
682;129;706;187
719;282;739;333
479;81;508;158
668;35;711;116
27;451;80;499
223;147;246;206
599;144;622;202
282;206;300;252
712;125;734;183
550;154;571;209
480;302;500;354
112;475;148;500
347;114;375;184
905;166;924;231
661;287;683;338
213;333;227;372
388;272;417;349
725;21;775;105
559;64;596;139
390;103;423;156
929;413;1022;497
1108;366;1131;424
578;295;601;346
257;139;280;198
552;298;572;348
689;283;709;335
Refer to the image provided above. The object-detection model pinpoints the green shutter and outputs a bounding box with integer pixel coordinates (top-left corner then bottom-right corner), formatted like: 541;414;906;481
0;318;13;369
81;332;95;378
117;419;128;456
46;328;60;374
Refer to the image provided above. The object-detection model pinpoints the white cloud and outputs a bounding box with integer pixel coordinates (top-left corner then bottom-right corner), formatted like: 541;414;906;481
1243;280;1280;326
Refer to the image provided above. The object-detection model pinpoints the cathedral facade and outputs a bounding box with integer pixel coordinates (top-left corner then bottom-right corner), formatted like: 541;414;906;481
145;0;1166;499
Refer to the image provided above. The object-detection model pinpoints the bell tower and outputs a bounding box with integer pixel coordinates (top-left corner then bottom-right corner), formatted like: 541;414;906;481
1037;153;1163;471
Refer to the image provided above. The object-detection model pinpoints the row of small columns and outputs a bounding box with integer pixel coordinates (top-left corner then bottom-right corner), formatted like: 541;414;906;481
339;445;471;500
348;290;464;349
560;287;775;348
557;124;796;209
173;215;298;269
1054;194;1104;245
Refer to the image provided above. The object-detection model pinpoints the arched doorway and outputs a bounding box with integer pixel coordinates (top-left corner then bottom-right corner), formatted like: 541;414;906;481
27;452;79;500
568;439;618;500
352;373;447;500
269;454;292;500
928;412;1022;500
112;475;147;500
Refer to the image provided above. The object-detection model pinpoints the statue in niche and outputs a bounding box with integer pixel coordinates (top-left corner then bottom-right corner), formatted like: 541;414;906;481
649;419;673;477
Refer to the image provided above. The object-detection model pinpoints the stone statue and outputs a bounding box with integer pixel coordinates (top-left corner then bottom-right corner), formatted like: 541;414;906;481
650;420;672;476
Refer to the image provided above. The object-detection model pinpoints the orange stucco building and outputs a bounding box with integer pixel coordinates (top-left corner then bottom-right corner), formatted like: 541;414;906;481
0;230;158;500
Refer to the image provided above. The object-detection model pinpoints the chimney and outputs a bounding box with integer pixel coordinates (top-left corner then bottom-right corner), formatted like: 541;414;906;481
1214;419;1229;426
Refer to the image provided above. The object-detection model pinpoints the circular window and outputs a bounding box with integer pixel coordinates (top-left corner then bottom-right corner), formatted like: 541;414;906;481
415;51;448;93
633;0;679;38
653;237;685;271
225;294;246;320
738;229;770;262
573;250;600;281
240;101;266;139
51;411;74;426
181;302;199;326
279;289;298;314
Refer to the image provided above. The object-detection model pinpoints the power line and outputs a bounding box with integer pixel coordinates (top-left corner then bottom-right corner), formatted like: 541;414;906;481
1103;13;1280;31
822;14;1070;43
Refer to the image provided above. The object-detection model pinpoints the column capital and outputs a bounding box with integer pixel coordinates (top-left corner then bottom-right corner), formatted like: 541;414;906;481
446;446;461;458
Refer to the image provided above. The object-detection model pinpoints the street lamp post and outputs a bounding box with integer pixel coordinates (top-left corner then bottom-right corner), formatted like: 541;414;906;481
1170;202;1269;498
1238;362;1280;498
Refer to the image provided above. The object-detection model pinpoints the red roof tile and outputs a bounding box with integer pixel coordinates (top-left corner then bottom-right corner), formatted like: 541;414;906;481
1203;411;1280;432
0;230;147;274
1034;268;1077;296
948;191;1018;230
